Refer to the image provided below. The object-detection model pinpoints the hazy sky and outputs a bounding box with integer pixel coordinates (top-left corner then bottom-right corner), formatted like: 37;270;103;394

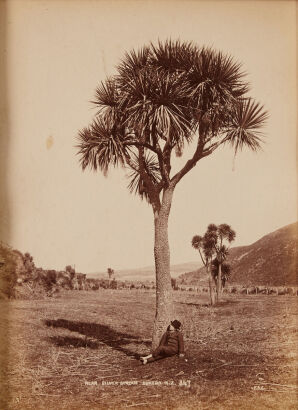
4;0;297;273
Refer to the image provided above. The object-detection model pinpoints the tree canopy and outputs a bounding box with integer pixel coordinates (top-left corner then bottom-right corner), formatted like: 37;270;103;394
77;40;268;209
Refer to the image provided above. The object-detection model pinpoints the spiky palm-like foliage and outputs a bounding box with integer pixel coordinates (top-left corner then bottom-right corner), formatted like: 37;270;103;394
77;40;268;209
191;234;214;266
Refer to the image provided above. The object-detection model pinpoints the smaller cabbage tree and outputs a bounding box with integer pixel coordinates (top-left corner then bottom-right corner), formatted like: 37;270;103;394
192;233;216;305
205;224;235;301
192;223;235;304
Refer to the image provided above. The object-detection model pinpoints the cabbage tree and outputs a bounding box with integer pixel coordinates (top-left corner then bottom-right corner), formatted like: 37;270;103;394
192;234;216;305
77;40;267;347
204;223;236;301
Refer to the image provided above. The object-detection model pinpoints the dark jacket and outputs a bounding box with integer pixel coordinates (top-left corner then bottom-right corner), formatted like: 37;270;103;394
159;330;184;354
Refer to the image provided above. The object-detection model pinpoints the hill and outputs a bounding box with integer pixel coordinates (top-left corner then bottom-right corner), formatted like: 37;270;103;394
178;222;297;286
87;261;201;282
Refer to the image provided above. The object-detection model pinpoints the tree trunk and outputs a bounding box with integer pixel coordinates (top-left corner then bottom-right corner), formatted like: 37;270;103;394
152;188;174;349
208;271;216;306
216;262;222;302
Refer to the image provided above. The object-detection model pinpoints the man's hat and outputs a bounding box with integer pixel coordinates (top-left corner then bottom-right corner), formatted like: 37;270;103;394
171;320;181;330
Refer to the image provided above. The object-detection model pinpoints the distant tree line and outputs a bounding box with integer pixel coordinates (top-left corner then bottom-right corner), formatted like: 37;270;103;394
0;244;157;298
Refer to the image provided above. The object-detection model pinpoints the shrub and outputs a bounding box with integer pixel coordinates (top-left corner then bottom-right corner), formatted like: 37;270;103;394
0;246;17;298
42;270;58;291
110;279;118;289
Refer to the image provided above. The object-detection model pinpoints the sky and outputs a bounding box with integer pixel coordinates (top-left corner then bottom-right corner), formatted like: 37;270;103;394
2;0;297;273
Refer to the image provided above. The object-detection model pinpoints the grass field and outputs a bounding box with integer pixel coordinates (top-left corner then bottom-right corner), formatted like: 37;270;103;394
0;290;297;409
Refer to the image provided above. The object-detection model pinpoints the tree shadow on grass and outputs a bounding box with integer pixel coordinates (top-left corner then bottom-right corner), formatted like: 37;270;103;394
215;299;239;307
44;319;151;358
179;299;239;308
50;335;99;349
179;302;210;307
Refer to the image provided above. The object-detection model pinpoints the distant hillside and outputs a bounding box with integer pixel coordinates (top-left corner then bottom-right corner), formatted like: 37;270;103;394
87;261;201;282
178;222;297;287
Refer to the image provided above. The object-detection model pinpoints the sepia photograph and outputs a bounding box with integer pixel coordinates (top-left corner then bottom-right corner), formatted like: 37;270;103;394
0;0;297;409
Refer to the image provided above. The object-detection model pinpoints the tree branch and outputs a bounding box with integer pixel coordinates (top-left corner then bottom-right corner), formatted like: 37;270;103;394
171;132;232;186
162;138;174;176
170;140;204;186
201;135;230;157
124;150;161;212
123;153;139;173
155;142;170;187
123;140;158;154
137;146;161;210
198;248;207;267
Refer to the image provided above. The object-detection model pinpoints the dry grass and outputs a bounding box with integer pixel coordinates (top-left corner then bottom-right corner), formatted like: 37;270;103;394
1;289;297;409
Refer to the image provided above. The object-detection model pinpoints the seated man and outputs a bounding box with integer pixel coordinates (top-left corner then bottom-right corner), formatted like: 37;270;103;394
140;320;184;364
